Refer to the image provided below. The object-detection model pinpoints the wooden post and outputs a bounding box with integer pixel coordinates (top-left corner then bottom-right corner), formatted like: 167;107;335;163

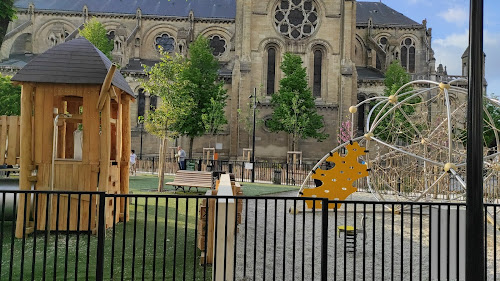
6;116;19;165
98;95;111;193
16;83;34;238
212;174;236;281
0;115;7;164
120;94;130;221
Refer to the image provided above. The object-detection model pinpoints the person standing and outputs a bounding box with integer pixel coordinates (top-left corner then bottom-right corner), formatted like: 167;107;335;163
177;146;186;170
130;150;137;175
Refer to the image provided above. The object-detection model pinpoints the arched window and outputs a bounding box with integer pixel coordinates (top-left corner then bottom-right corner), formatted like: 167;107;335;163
357;96;366;135
155;33;175;52
313;49;322;97
400;38;416;73
209;35;227;57
378;37;388;50
107;30;115;41
150;95;158;112
274;0;318;40
266;47;277;95
137;89;146;119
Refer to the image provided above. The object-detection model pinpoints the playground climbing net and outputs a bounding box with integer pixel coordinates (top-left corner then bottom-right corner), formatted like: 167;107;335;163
300;79;500;204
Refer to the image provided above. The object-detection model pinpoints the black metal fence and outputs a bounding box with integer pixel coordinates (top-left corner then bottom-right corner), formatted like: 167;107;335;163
0;190;499;280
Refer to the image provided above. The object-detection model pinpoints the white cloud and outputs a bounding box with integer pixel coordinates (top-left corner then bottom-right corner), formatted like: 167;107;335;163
433;29;468;49
433;30;468;75
439;7;468;26
433;29;500;95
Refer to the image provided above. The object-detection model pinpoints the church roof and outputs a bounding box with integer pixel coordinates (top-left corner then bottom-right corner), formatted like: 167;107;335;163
13;0;236;19
11;37;135;97
356;2;420;26
356;67;385;80
15;1;419;25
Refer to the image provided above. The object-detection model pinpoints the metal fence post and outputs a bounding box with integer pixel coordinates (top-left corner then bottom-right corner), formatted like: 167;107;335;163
96;192;106;281
321;198;328;281
151;157;155;174
241;162;244;182
286;163;289;185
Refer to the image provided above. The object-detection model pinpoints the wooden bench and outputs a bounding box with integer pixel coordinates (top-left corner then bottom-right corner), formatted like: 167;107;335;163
0;167;19;177
167;170;214;192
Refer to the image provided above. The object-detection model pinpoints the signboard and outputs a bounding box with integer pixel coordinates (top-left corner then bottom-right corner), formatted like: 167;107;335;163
244;162;253;170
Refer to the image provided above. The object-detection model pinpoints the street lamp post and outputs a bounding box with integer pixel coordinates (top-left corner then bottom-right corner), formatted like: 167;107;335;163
466;0;484;280
138;119;144;160
250;88;257;183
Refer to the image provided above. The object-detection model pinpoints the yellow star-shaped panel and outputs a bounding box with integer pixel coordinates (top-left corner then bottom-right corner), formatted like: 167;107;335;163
302;142;368;209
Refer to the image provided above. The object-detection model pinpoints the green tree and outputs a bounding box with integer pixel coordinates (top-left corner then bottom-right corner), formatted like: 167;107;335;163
371;60;420;143
176;35;227;157
483;98;500;147
79;18;113;60
141;51;193;191
202;96;227;147
383;60;413;97
0;0;15;45
267;52;327;151
459;96;500;148
0;74;21;115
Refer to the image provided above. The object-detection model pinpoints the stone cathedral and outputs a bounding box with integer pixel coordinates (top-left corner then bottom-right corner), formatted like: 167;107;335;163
1;0;441;161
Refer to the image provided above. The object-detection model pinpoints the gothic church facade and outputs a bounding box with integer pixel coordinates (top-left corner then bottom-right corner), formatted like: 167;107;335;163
1;0;436;161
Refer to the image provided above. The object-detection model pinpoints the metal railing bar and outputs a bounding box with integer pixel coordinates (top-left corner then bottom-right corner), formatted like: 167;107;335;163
141;197;148;280
75;193;82;280
30;193;39;281
110;196;117;279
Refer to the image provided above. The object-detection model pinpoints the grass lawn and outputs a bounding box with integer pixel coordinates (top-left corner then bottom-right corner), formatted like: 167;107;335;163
0;174;299;279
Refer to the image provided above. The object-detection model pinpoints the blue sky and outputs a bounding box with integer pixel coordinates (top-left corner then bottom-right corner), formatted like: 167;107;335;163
359;0;500;96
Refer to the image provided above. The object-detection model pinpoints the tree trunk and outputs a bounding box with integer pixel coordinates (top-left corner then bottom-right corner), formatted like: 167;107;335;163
189;137;194;158
291;133;298;151
157;137;168;192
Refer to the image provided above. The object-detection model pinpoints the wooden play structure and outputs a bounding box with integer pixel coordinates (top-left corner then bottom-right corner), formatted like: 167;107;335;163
202;147;215;171
11;37;135;238
0;115;20;167
197;174;243;267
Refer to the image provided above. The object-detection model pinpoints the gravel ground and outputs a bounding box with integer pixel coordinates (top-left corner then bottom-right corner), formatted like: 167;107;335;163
229;191;500;281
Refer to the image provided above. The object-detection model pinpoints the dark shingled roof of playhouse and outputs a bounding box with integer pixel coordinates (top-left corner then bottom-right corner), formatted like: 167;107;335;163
11;37;135;97
13;0;236;19
356;2;420;26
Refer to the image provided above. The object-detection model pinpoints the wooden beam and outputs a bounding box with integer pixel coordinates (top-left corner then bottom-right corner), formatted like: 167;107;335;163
110;86;118;100
6;116;19;165
16;83;34;238
19;84;33;190
97;64;117;110
98;95;111;192
119;94;131;221
0;115;7;164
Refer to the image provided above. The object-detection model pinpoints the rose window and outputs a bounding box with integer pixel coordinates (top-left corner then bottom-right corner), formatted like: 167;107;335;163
155;34;175;52
209;35;226;56
274;0;318;40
